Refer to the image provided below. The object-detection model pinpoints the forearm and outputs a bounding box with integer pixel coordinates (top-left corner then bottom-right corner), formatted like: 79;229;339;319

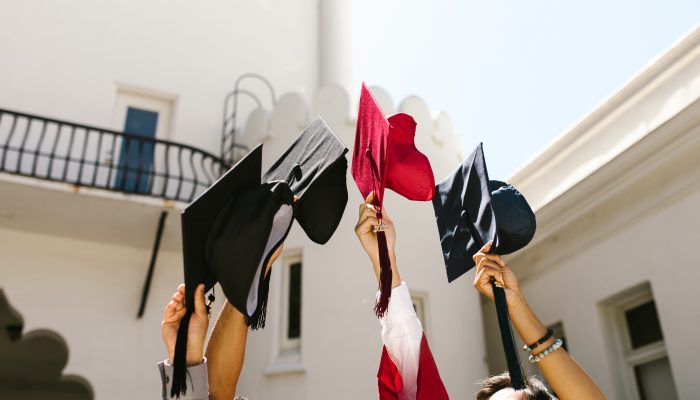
205;301;248;400
508;297;606;400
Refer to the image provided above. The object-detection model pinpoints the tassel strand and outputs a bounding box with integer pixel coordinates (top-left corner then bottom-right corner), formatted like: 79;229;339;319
170;311;192;398
492;282;526;390
374;211;392;317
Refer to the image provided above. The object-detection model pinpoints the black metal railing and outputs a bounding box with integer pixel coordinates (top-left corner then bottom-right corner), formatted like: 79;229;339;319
0;108;230;203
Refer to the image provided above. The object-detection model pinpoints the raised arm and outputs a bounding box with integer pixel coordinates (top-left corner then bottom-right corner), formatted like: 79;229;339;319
354;193;447;400
204;301;248;400
205;244;285;400
473;242;607;400
159;284;210;400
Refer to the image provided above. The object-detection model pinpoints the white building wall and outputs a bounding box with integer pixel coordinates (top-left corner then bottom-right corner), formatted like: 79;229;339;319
0;2;486;398
0;226;185;398
0;0;321;154
494;185;700;399
0;83;484;399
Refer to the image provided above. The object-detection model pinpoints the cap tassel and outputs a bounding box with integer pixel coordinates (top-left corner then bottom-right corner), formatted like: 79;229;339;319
492;281;526;390
170;310;192;398
365;150;392;318
374;211;392;318
246;273;271;330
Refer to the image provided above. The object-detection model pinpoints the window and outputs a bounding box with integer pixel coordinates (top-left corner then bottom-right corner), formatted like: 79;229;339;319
115;107;158;193
279;254;302;354
604;282;678;400
286;261;302;341
109;85;175;195
266;251;305;375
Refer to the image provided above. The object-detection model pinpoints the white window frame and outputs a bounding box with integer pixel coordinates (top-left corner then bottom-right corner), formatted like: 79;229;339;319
111;86;175;140
603;282;674;400
266;249;305;376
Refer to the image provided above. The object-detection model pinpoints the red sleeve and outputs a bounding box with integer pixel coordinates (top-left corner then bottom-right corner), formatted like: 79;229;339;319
377;334;448;400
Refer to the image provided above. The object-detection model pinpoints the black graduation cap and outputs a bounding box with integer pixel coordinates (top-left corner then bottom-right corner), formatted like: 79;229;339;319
263;116;349;244
171;116;348;398
432;143;536;390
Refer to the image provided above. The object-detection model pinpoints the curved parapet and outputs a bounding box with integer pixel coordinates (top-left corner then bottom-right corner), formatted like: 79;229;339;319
314;83;351;130
241;84;463;179
0;289;93;399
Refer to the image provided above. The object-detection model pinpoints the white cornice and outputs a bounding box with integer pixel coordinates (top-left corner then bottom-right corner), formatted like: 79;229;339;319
508;97;700;280
509;24;700;212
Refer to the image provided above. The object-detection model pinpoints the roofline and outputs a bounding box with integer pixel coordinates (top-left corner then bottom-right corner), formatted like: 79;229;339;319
509;23;700;209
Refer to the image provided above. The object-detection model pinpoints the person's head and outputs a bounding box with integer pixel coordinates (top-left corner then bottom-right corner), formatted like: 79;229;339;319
475;373;555;400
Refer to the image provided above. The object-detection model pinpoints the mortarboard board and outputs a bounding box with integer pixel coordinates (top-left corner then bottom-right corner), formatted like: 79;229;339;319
171;117;348;397
263;116;349;244
432;143;536;389
352;83;435;317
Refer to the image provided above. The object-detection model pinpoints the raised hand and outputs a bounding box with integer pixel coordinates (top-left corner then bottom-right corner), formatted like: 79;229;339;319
162;283;209;366
354;191;397;265
472;242;522;306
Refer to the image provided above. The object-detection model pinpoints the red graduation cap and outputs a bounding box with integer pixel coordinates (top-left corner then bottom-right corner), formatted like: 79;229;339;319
352;83;435;316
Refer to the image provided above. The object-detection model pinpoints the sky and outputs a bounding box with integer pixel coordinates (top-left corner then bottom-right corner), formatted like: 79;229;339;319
351;0;700;179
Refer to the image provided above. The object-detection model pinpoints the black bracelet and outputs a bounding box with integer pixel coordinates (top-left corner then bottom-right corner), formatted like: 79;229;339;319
523;328;553;352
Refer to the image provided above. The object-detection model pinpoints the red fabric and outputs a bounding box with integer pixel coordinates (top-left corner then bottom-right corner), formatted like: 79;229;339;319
377;334;449;400
352;83;435;207
385;113;435;202
378;346;402;400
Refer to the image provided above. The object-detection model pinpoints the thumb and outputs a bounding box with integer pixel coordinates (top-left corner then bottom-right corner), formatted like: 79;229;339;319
365;191;375;204
193;283;207;316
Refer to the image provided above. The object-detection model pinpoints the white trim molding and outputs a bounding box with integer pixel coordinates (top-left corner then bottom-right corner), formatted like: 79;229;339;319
266;249;305;376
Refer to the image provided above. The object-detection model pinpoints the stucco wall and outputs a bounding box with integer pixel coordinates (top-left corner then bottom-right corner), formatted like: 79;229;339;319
0;226;185;398
0;82;486;399
0;0;320;155
0;2;488;398
482;169;700;399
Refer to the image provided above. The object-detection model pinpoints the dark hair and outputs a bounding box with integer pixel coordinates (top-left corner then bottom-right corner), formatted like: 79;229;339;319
475;372;555;400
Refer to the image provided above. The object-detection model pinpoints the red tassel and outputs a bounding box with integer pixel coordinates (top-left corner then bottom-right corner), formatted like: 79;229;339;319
374;211;392;318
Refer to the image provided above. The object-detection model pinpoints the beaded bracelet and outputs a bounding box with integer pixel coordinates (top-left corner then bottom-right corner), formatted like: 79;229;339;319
523;328;553;351
528;338;563;363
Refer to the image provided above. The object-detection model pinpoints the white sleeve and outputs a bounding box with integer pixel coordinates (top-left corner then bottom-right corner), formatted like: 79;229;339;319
158;358;209;400
379;283;423;400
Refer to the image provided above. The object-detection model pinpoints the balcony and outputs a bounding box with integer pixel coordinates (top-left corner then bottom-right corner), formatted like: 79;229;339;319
0;108;230;203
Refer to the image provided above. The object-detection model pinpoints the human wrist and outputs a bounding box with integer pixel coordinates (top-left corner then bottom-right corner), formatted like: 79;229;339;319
186;350;204;367
390;258;401;288
508;297;548;346
507;292;527;311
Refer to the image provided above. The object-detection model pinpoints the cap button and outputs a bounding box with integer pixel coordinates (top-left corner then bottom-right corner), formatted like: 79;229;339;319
459;210;468;228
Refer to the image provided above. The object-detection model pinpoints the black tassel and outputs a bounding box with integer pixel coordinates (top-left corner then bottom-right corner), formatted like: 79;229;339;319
374;218;392;318
170;310;192;398
492;282;526;390
246;272;271;330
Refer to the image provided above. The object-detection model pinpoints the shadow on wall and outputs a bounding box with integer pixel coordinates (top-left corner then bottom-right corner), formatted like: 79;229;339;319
0;289;93;400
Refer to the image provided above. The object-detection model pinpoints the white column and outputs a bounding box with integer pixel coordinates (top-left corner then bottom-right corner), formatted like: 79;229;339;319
318;0;355;97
